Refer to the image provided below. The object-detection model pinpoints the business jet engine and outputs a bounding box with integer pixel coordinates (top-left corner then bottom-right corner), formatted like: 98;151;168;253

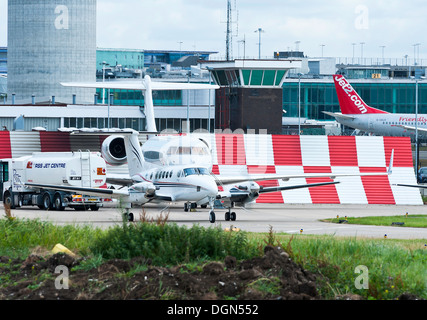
101;135;127;165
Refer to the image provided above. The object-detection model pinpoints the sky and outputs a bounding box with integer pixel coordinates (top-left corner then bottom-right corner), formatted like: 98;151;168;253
1;0;427;62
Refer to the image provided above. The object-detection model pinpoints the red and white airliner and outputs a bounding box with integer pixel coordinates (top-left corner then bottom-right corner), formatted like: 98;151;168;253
323;74;427;138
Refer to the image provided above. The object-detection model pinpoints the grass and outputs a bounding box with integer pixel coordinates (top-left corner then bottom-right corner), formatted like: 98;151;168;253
247;231;427;299
323;214;427;228
1;215;427;300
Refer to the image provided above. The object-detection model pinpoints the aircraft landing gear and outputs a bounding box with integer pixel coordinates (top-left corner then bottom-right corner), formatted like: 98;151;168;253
208;197;216;223
209;210;216;223
123;209;134;222
184;202;197;212
225;208;236;221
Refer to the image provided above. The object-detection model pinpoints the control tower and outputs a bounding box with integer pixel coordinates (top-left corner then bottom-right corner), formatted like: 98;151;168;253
200;59;301;134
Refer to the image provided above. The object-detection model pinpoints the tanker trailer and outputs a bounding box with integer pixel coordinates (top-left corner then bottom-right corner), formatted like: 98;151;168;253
0;151;107;211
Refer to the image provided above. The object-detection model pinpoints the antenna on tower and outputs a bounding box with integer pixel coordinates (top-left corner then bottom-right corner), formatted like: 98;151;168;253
225;0;238;61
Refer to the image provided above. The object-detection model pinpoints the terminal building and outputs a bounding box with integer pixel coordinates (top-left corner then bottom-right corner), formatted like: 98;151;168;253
2;1;427;135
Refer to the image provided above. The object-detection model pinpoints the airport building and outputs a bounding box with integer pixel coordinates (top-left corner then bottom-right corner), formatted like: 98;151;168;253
7;0;96;104
3;1;427;135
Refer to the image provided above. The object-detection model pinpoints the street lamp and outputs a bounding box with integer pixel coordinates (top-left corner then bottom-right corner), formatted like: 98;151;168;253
298;73;304;135
254;28;265;59
380;45;385;65
320;44;325;57
414;77;424;173
100;61;109;104
360;42;365;64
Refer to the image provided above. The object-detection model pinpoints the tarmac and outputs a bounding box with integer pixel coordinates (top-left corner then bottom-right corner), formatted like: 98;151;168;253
3;202;427;240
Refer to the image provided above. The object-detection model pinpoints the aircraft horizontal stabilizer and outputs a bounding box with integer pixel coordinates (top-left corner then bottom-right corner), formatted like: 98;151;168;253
322;111;356;120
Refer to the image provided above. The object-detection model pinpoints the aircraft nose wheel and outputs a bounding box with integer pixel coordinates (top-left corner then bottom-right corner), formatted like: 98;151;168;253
209;210;216;223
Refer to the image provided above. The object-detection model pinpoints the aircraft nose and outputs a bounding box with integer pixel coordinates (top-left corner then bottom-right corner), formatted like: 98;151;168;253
205;176;219;197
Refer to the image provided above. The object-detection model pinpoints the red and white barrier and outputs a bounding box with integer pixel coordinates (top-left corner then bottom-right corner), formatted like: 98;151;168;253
0;131;422;205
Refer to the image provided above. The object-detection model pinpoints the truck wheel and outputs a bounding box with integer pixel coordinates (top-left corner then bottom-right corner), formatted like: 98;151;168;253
42;193;52;210
3;192;15;209
54;194;65;211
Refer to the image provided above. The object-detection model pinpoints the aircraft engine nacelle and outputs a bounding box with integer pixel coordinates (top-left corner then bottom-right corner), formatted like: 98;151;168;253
227;181;261;206
244;181;261;204
101;135;127;165
131;182;156;198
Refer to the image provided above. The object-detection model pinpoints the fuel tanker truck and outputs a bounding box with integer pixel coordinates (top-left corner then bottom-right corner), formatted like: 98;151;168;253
0;151;107;211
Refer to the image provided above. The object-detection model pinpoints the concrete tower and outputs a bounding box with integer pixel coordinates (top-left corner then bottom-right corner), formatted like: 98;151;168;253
7;0;96;104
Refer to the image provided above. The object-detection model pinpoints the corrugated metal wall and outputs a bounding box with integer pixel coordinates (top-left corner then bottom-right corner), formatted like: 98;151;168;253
0;131;422;205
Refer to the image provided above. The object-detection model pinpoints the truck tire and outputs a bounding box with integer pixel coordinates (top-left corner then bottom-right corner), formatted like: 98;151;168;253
54;193;65;211
42;193;52;210
3;191;15;209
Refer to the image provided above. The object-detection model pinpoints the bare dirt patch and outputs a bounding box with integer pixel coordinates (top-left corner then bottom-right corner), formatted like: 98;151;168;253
0;245;322;300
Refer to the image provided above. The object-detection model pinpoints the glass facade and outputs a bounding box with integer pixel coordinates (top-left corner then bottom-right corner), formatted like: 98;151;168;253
63;116;214;132
211;69;286;87
96;49;145;71
96;88;182;106
282;81;427;121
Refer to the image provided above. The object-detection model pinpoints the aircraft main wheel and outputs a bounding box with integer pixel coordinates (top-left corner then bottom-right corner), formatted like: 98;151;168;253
209;211;216;223
225;211;230;221
230;212;236;221
123;212;134;222
201;204;207;208
184;203;189;212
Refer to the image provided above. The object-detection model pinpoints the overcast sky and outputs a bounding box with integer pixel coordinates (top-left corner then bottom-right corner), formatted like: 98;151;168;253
1;0;427;62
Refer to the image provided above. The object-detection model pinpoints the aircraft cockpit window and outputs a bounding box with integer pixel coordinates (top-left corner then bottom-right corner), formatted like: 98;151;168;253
144;151;163;162
197;168;209;175
183;168;210;176
183;168;198;176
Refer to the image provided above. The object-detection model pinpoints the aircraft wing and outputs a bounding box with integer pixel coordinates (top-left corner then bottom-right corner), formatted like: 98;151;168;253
214;170;391;186
106;174;133;187
259;181;339;193
394;183;427;189
25;183;130;199
398;125;427;133
61;80;219;91
215;149;393;185
322;111;356;120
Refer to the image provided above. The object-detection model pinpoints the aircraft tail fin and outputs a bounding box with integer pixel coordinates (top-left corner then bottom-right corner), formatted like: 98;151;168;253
143;75;157;133
123;131;146;177
333;74;388;114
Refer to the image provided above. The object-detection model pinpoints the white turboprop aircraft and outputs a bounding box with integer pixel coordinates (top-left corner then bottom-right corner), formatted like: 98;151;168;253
323;74;427;138
28;75;394;223
26;129;219;222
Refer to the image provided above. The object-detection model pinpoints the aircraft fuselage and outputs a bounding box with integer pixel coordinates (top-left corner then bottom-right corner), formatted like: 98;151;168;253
338;113;427;138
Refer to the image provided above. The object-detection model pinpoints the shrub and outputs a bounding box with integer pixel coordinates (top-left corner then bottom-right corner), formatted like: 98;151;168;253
90;222;257;265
